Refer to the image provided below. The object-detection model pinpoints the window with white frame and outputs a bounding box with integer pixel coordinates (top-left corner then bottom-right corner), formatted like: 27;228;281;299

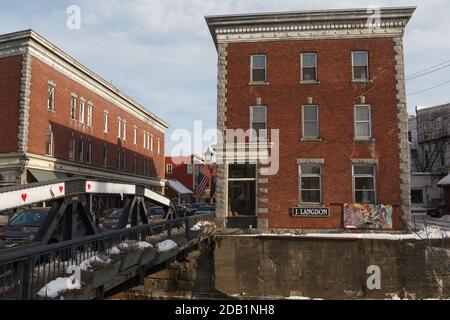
353;165;376;204
117;118;121;139
301;53;318;82
355;105;372;139
87;104;93;127
302;105;320;139
47;84;55;111
251;55;266;83
122;121;127;140
352;51;369;81
167;164;173;174
299;164;322;204
70;96;77;120
133;127;137;145
250;106;267;140
187;164;193;175
79;100;85;124
143;131;147;149
150;135;154;152
45;129;54;156
157;138;161;154
103;112;108;133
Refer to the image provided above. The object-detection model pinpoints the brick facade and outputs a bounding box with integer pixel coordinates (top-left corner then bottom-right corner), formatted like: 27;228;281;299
206;7;415;231
0;30;167;189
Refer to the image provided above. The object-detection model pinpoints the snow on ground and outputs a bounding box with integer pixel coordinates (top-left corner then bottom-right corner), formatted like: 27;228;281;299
190;225;201;231
37;277;81;299
136;241;153;249
156;239;177;252
412;213;450;231
79;255;113;271
241;229;450;240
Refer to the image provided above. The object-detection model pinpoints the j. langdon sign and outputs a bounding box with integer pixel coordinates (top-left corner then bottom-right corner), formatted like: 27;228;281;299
290;207;330;217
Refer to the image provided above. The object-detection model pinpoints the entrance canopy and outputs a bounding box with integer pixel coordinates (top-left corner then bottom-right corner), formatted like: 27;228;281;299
167;179;193;195
29;169;67;182
438;174;450;186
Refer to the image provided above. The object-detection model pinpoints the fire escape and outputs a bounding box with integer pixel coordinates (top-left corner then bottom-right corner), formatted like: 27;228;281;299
412;118;449;175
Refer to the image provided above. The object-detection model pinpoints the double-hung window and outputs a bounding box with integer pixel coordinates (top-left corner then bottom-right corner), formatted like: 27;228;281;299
250;106;267;140
79;100;85;124
87;104;93;127
353;165;376;204
133;127;137;145
301;53;318;82
70;96;77;120
122;121;127;140
355;105;372;140
302;105;320;139
103;112;109;133
299;164;322;204
45;129;54;156
251;55;266;83
117;119;122;139
47;84;55;111
352;51;369;81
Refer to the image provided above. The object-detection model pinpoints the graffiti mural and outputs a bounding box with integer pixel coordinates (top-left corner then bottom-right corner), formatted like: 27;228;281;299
344;204;393;229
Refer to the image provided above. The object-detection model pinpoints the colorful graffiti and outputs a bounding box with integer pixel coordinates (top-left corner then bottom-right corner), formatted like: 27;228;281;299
344;204;393;229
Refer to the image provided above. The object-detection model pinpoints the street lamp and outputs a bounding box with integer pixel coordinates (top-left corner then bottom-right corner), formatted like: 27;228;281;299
19;154;30;185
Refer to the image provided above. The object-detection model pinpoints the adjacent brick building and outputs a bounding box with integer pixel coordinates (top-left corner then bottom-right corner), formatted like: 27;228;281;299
206;7;415;231
0;30;167;191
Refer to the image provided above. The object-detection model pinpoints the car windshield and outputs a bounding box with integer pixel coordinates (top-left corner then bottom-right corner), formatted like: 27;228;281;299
108;209;124;219
8;210;48;227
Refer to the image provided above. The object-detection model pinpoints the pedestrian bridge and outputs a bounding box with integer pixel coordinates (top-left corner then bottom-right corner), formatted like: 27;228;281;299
0;178;216;300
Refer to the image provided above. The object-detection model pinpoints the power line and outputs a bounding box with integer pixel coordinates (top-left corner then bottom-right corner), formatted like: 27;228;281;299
407;63;450;81
407;59;450;78
407;79;450;96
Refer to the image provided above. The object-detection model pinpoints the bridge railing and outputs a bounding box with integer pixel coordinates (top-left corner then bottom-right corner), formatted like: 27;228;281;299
0;212;215;300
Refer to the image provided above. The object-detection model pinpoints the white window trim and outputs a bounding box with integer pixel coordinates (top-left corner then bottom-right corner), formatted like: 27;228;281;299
352;164;377;204
298;163;323;205
79;100;85;124
47;84;55;111
133;127;137;145
117;118;122;139
354;104;372;140
46;129;54;156
167;164;173;174
157;138;161;155
87;104;93;127
250;105;268;141
122;120;127;141
301;105;320;139
150;134;154;152
103;112;109;133
70;96;77;120
351;51;370;81
250;54;267;84
300;53;318;82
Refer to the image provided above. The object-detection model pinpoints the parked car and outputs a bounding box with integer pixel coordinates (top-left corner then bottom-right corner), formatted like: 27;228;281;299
97;206;166;230
196;204;216;214
426;201;447;218
0;207;86;245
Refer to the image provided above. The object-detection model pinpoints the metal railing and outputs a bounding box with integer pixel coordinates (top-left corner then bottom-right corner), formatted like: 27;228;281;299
0;212;215;300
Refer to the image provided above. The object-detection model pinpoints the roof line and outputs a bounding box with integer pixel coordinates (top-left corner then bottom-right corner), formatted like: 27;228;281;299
0;29;169;129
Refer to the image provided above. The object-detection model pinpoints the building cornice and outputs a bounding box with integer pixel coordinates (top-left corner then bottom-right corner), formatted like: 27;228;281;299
206;7;416;49
0;29;169;133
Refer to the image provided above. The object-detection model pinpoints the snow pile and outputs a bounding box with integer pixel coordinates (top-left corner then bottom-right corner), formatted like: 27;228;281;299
136;241;153;249
37;277;81;299
416;226;449;239
190;225;201;231
156;240;177;252
196;221;215;227
79;255;112;271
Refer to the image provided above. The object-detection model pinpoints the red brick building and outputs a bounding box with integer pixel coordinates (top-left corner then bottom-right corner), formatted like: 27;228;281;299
165;155;216;204
0;30;167;191
206;7;415;231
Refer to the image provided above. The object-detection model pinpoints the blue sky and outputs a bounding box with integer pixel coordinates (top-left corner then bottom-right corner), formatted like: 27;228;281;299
1;0;449;155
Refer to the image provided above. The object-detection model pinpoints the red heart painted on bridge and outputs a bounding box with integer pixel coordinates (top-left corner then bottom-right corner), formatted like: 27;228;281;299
59;186;64;193
21;193;27;202
87;184;91;191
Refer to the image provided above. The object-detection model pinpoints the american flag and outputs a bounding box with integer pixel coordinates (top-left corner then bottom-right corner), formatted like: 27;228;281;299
194;172;209;200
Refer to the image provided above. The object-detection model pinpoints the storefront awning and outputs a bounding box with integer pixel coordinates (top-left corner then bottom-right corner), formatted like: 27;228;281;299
29;169;67;182
438;174;450;186
167;179;193;195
